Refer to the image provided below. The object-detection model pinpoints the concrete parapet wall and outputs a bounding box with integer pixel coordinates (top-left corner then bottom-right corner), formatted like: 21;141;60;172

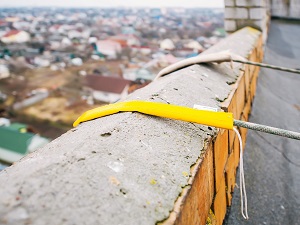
0;27;263;225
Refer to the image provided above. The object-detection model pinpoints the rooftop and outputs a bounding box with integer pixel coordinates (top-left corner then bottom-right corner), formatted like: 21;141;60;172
226;18;300;224
85;75;131;94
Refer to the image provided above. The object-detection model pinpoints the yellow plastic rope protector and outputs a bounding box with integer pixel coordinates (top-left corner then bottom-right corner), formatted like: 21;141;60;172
73;100;234;130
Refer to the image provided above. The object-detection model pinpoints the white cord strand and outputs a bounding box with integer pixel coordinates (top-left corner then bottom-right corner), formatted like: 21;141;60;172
233;127;249;220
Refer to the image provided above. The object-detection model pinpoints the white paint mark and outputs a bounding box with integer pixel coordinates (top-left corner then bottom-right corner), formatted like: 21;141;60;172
141;140;153;150
5;207;29;223
107;161;124;173
193;104;218;112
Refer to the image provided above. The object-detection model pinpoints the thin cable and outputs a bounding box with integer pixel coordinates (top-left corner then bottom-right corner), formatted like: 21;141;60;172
234;120;300;140
233;59;300;74
233;127;249;220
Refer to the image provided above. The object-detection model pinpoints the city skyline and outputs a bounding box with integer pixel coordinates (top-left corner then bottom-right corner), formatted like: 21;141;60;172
0;0;224;8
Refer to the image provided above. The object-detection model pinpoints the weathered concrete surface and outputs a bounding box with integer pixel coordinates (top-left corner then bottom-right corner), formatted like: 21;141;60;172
226;19;300;224
0;28;260;225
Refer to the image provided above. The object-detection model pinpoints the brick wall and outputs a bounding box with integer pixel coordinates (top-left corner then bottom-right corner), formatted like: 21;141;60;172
224;0;269;33
225;0;300;34
271;0;300;18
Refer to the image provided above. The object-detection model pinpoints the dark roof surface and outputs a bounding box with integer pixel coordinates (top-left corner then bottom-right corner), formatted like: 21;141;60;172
85;75;131;94
226;19;300;225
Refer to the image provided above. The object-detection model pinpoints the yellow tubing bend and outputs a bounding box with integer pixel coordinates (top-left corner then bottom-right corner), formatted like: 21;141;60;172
73;100;234;130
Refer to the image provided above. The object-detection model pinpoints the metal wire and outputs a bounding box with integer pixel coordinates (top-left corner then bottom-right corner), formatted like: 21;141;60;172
234;120;300;140
233;59;300;74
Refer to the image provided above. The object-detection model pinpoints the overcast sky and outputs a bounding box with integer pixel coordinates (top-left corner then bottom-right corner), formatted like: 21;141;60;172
0;0;224;8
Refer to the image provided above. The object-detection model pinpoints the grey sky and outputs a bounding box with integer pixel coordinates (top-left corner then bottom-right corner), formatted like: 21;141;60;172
0;0;224;8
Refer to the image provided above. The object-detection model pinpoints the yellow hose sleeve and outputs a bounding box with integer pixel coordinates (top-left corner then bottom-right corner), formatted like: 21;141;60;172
73;100;234;130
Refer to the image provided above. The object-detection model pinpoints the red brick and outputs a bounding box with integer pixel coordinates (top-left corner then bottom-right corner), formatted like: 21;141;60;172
213;129;229;192
213;176;226;225
225;152;236;206
171;142;214;225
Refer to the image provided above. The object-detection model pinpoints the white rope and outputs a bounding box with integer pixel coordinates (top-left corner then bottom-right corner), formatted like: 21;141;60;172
233;127;249;220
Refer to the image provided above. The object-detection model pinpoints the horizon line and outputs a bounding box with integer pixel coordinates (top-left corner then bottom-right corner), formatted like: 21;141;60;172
0;6;224;9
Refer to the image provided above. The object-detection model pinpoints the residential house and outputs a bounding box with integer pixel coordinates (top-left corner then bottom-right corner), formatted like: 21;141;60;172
94;40;122;59
142;53;179;70
160;39;175;50
0;65;10;79
13;88;49;110
85;75;131;103
131;46;152;55
158;54;179;67
1;30;31;43
33;57;50;67
61;37;72;47
0;20;8;30
182;40;204;52
122;68;155;81
109;34;141;47
0;122;50;163
128;80;150;94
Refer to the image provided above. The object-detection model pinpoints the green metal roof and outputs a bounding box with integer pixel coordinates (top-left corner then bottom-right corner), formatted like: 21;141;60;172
8;122;27;132
0;126;34;154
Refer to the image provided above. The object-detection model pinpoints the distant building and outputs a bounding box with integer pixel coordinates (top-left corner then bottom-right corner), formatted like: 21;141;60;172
160;39;175;50
122;68;155;81
0;65;10;79
13;88;49;110
94;40;122;59
71;58;83;66
109;34;141;47
4;17;20;23
131;46;152;55
0;121;50;163
183;40;204;52
1;30;30;44
85;75;131;103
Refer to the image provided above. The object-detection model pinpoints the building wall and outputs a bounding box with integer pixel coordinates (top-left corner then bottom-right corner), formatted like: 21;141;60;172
1;31;31;43
13;91;49;110
92;90;122;103
224;0;269;32
272;0;300;18
224;0;300;34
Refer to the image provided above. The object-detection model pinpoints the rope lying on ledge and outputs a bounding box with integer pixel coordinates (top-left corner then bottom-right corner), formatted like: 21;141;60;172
154;50;300;80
